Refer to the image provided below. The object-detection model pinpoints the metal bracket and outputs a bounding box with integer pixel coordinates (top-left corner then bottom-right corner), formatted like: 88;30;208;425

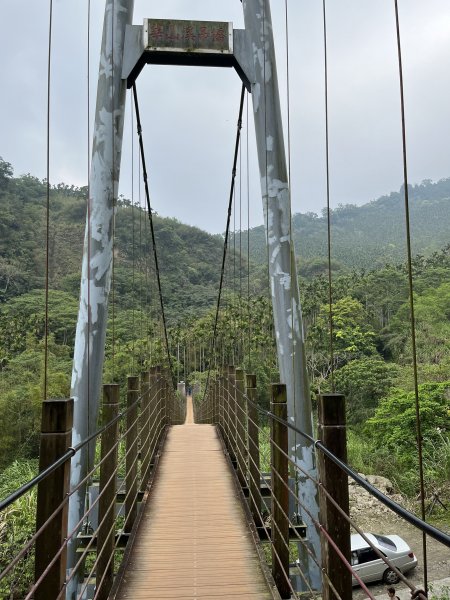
122;24;145;84
121;24;255;92
233;29;255;91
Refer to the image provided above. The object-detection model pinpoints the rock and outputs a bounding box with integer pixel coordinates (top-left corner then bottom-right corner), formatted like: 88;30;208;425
364;474;395;494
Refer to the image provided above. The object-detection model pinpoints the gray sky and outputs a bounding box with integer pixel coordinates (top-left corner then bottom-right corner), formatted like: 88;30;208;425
1;1;450;234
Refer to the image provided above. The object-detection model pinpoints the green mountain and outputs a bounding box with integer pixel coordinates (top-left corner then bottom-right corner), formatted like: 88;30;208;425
235;178;450;272
0;157;238;323
1;155;450;323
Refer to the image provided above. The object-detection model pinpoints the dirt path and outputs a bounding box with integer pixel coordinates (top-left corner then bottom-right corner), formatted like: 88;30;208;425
353;518;450;598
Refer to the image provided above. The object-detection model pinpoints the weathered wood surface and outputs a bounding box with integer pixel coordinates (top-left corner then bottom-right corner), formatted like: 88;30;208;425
115;398;273;599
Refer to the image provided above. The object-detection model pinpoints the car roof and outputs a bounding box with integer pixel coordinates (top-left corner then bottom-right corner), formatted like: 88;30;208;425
351;533;378;551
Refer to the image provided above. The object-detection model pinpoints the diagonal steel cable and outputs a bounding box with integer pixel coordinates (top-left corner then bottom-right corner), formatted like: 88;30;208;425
201;84;246;403
131;83;174;382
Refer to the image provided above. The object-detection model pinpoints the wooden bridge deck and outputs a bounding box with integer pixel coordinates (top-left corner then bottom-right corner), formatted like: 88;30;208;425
114;399;274;599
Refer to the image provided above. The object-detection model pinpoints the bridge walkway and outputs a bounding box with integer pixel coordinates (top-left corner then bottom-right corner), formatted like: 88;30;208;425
113;398;275;599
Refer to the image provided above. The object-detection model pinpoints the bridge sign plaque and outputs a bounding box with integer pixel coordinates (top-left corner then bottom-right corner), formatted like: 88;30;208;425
143;19;233;54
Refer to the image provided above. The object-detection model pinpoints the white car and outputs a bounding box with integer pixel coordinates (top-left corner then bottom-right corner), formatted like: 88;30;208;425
351;533;418;585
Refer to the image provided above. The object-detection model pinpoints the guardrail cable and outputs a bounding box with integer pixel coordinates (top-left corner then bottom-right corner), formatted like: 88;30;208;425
197;375;444;598
0;373;178;598
222;378;450;548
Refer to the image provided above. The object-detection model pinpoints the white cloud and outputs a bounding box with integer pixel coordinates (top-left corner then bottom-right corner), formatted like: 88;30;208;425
1;0;450;232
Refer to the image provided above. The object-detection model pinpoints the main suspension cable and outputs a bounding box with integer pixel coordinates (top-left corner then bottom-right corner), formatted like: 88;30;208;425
86;0;92;467
130;97;136;373
202;84;246;402
246;94;252;370
131;83;174;382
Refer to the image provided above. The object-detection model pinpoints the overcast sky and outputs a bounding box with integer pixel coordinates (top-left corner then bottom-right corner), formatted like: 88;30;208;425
1;1;450;234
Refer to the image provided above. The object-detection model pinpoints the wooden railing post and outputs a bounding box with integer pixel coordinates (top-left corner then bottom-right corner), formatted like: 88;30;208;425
222;367;230;450
170;378;178;424
125;376;139;534
218;374;224;435
34;398;73;600
175;376;183;424
97;384;120;600
162;366;169;426
228;365;237;462
207;382;212;424
175;383;183;424
179;382;186;424
139;370;151;492
163;368;170;423
180;388;185;423
210;379;215;424
318;393;351;600
235;368;247;488
204;384;210;424
271;383;290;599
211;378;216;424
209;382;213;424
156;365;163;443
214;377;219;425
246;374;262;528
148;366;158;466
198;384;204;424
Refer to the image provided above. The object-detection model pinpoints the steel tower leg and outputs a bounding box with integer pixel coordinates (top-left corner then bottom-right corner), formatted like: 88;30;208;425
66;1;134;597
242;0;322;590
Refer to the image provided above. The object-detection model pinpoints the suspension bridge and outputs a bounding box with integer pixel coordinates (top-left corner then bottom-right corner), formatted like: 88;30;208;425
1;0;450;599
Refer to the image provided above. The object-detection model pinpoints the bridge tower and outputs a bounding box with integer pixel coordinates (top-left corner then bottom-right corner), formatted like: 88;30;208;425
68;0;321;593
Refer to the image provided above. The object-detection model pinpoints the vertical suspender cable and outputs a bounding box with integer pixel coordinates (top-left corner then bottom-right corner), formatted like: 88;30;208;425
322;0;335;392
111;0;116;380
86;0;92;468
239;135;243;364
262;2;272;371
138;151;143;350
131;96;136;373
233;157;237;366
393;0;428;592
43;0;53;401
144;169;150;356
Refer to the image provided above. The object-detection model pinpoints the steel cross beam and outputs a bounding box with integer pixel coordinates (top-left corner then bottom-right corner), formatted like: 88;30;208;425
121;20;255;91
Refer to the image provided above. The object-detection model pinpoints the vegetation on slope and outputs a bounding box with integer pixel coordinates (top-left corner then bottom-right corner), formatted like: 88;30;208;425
0;157;449;555
235;178;450;272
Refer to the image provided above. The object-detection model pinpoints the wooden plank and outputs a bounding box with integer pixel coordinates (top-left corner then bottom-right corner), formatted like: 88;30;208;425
114;399;274;599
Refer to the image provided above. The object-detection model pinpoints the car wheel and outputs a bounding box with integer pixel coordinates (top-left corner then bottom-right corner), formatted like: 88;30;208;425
383;568;400;584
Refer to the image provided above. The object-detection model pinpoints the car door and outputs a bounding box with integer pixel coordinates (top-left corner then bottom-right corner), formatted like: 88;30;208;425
353;547;384;583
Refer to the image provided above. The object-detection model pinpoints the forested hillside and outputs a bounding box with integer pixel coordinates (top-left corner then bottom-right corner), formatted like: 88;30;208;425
0;157;235;321
236;178;450;272
0;157;449;542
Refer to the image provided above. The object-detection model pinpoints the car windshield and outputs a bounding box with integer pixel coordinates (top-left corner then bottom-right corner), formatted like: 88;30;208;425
373;534;397;550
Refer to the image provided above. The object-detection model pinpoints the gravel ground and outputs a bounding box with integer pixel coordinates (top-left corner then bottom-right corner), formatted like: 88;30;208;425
349;476;450;599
